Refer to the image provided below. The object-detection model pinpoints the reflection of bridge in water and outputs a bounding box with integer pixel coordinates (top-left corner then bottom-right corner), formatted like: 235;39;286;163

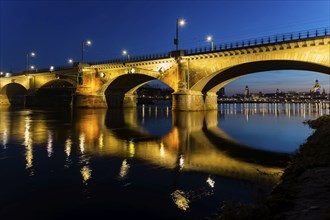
0;106;290;184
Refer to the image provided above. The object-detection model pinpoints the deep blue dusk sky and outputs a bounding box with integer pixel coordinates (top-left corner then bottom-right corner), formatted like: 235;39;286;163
1;0;329;95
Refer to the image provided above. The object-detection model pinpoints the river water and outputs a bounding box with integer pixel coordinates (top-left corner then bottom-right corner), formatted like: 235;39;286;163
0;103;328;219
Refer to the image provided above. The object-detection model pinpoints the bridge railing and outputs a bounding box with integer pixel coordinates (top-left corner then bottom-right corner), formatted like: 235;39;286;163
35;65;75;73
186;27;330;55
90;52;172;65
90;27;329;65
9;65;76;76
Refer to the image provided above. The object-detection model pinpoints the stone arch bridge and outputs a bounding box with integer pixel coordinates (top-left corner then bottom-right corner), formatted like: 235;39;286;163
1;28;329;110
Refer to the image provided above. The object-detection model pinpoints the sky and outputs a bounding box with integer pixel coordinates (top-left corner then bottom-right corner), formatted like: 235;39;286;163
0;0;329;95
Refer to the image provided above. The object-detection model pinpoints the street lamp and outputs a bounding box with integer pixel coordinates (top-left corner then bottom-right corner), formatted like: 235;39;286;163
206;35;214;51
26;52;36;71
68;59;74;64
50;66;54;72
174;18;185;51
30;65;36;72
81;40;92;64
122;50;130;60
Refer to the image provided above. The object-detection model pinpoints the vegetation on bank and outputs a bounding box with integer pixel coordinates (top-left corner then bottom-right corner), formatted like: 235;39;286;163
212;115;330;220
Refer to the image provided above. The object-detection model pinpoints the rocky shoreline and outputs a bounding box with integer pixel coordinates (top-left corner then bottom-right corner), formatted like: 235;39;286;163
214;115;330;220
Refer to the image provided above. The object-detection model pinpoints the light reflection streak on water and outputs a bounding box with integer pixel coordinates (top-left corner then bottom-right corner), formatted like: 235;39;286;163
206;177;215;188
128;140;135;157
159;141;165;158
79;133;85;154
220;102;329;118
142;104;145;124
2;129;8;149
171;190;190;211
119;159;130;179
65;137;72;157
47;131;53;157
179;154;184;170
98;133;104;150
23;116;33;173
80;165;92;184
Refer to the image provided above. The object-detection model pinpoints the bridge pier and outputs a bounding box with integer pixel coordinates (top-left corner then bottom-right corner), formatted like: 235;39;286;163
172;90;218;111
74;95;108;108
105;93;137;108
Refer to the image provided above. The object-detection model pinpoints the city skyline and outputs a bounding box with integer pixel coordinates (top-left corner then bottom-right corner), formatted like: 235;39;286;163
1;0;329;93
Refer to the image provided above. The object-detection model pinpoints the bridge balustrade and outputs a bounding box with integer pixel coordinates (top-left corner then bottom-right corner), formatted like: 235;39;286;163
186;27;329;55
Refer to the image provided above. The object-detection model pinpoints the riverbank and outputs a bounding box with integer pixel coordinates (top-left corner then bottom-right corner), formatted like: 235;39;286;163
214;115;330;220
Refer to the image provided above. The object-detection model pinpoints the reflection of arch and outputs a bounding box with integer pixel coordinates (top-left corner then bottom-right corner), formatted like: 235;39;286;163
172;111;289;167
0;83;27;105
191;60;330;94
201;126;289;167
104;109;162;142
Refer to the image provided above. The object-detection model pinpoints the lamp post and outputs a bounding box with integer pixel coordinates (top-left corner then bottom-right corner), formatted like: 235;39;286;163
122;50;130;60
206;35;214;51
81;40;92;64
68;59;73;64
26;52;36;72
174;18;185;51
30;65;37;72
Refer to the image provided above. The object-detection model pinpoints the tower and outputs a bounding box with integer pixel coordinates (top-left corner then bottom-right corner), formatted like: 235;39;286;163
244;85;249;98
313;79;321;94
217;87;225;98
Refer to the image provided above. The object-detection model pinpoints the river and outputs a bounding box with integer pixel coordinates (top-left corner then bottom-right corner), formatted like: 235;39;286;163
0;103;328;219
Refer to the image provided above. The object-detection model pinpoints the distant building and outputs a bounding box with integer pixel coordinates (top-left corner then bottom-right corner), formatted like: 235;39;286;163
312;79;321;94
244;85;249;98
217;87;226;98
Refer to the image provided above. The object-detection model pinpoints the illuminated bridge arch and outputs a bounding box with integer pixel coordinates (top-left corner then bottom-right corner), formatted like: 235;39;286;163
0;83;27;105
193;60;330;94
37;79;76;95
104;73;173;108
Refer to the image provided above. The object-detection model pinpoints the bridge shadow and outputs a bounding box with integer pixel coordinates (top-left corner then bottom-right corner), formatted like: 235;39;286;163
104;108;164;142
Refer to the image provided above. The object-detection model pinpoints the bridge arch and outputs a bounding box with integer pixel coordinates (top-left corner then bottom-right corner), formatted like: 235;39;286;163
104;73;174;108
37;79;76;95
191;60;330;94
0;83;27;105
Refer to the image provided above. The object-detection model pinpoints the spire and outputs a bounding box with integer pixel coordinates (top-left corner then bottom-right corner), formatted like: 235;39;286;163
313;79;321;93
